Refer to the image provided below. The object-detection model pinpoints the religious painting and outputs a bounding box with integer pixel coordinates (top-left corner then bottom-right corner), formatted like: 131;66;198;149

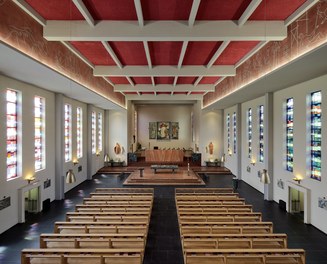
171;122;179;139
157;121;170;140
149;122;157;139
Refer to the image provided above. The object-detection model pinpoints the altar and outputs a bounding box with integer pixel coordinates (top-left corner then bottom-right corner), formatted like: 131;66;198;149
145;149;184;163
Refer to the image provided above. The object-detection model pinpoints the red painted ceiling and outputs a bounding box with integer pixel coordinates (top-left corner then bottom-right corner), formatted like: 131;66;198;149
23;0;308;96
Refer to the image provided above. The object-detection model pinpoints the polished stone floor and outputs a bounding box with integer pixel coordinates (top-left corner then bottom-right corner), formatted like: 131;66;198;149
1;173;327;263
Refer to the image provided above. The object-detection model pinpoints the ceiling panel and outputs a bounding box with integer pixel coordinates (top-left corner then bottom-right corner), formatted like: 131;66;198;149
249;0;306;20
214;41;260;65
182;41;223;65
132;77;153;84
70;41;116;65
157;92;171;95
174;92;188;95
177;77;197;85
141;0;193;20
155;77;174;85
108;77;130;85
196;0;251;20
149;42;183;65
141;92;155;95
25;0;84;20
124;92;138;95
191;91;205;95
199;77;220;84
84;0;138;20
110;42;148;66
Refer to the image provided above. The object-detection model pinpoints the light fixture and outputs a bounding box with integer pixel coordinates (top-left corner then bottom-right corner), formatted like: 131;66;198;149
73;159;79;165
228;149;232;156
96;151;100;157
26;174;36;184
250;158;256;166
66;169;76;184
260;169;270;184
293;176;302;184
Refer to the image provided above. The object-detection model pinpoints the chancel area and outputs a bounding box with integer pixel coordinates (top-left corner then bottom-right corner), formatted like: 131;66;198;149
1;1;327;263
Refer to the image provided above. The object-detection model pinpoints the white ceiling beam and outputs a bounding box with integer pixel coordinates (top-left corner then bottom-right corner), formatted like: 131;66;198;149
178;41;189;68
44;20;287;41
235;41;267;68
13;0;46;26
126;76;135;86
101;41;123;69
61;41;95;69
214;77;226;86
72;0;95;27
125;94;203;100
94;65;235;77
102;77;114;87
188;0;201;27
206;41;230;68
173;76;178;86
187;91;192;95
285;0;319;26
143;41;152;68
151;76;155;86
194;76;203;86
238;0;262;27
134;0;144;27
114;84;215;92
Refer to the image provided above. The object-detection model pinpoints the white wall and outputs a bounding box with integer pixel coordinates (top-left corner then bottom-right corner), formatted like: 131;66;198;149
0;75;55;234
240;96;266;193
137;104;193;150
273;74;327;233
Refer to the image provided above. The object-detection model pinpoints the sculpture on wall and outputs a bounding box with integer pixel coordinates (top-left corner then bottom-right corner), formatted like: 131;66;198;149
209;142;214;155
114;143;121;154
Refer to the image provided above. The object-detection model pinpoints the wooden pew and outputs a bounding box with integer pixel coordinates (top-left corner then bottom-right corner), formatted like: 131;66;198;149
184;248;305;264
54;221;149;235
75;204;152;213
176;200;245;206
90;192;154;197
88;195;153;201
177;205;253;213
95;188;154;194
83;200;153;206
176;195;242;202
180;222;273;235
181;233;287;250
175;188;234;194
179;214;262;223
66;215;150;223
21;248;143;264
40;233;146;249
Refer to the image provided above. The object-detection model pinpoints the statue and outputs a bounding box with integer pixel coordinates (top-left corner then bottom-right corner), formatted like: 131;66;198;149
209;142;214;155
114;143;121;154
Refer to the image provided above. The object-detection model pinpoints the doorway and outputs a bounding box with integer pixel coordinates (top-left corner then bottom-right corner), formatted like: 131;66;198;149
24;186;40;221
289;187;304;221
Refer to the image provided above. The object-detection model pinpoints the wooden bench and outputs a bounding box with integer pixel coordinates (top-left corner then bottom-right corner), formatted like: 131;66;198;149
88;195;153;201
66;215;150;223
90;192;154;197
176;200;245;206
75;204;152;213
176;195;241;201
177;205;253;213
184;248;305;264
179;214;262;223
175;188;234;194
95;188;154;194
181;233;287;250
180;222;273;235
21;248;143;264
151;164;179;173
83;200;153;206
40;233;146;249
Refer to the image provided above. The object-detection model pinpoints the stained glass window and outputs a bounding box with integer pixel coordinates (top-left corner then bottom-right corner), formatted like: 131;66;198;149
233;112;236;154
259;105;264;162
7;89;18;180
227;114;230;152
91;111;96;154
98;112;103;152
64;104;72;162
77;107;83;159
248;108;252;158
35;96;45;171
310;91;321;181
286;98;294;172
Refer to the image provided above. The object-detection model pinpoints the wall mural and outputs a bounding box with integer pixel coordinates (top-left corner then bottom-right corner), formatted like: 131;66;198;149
148;122;179;140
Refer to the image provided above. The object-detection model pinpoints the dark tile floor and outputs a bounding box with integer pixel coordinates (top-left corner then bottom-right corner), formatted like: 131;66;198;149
1;173;327;263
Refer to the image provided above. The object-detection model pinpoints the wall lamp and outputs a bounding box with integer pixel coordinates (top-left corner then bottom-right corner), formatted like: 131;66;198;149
96;152;100;157
250;159;256;166
26;174;36;184
73;159;79;166
293;176;302;184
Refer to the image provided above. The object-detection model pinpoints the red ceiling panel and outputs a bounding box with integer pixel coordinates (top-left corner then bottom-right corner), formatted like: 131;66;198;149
199;77;220;84
109;42;148;66
177;77;197;85
157;92;171;95
141;92;155;95
83;0;137;20
141;0;193;20
108;77;130;85
183;42;223;65
149;42;183;65
25;0;84;20
132;77;152;84
70;41;116;65
214;41;259;65
155;77;174;85
196;0;251;20
249;0;306;20
174;92;188;95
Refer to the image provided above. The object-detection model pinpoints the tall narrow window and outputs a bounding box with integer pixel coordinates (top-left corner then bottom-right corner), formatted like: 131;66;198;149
76;107;83;159
233;112;237;154
227;114;230;151
6;89;18;180
35;96;45;170
98;112;103;152
310;91;322;181
91;111;96;154
248;108;252;158
64;104;72;162
286;98;294;172
259;105;264;162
